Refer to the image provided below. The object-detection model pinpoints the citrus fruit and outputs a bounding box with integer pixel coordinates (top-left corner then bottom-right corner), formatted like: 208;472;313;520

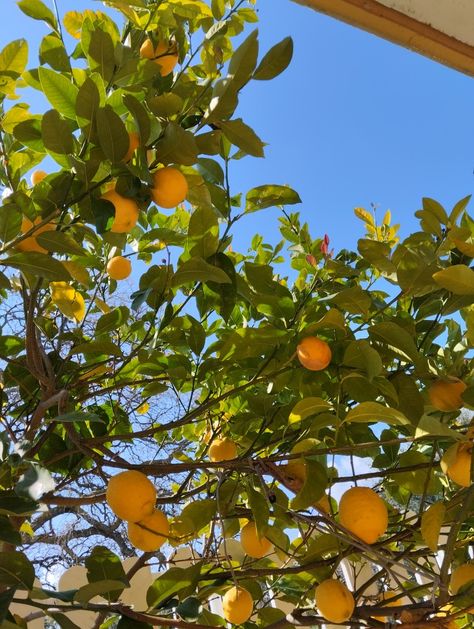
106;256;132;280
123;131;140;163
150;167;188;209
16;216;55;253
339;486;388;544
101;189;139;233
127;509;169;551
30;170;47;185
208;437;237;462
240;521;273;558
449;563;474;595
441;441;472;487
222;586;253;624
139;39;178;76
296;336;332;371
428;378;466;412
315;578;355;623
106;470;156;522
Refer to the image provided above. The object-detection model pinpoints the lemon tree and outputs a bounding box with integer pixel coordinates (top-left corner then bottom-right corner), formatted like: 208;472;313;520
0;1;473;628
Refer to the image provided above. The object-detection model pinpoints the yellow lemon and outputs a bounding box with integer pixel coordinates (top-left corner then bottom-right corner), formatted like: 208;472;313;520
128;509;169;551
429;378;466;412
339;486;388;544
106;470;156;522
240;521;273;558
222;586;253;624
101;189;139;233
441;442;472;487
139;39;178;77
150;167;188;209
315;579;355;623
208;438;237;462
296;336;332;371
106;256;132;280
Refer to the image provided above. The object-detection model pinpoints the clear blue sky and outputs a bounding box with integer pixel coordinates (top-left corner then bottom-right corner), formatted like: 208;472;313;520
3;0;473;254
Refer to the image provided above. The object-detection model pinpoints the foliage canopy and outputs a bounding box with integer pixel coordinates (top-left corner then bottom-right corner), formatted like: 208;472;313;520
0;1;473;628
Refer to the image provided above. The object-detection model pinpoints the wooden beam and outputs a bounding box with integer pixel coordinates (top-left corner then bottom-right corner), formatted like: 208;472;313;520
293;0;474;77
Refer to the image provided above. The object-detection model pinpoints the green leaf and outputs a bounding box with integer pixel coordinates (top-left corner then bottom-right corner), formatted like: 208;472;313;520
0;39;28;77
123;94;151;145
396;249;439;296
246;481;269;538
4;252;72;281
421;502;446;552
70;340;122;357
85;546;127;602
179;500;216;535
0;518;21;546
433;265;474;295
155;122;198;166
220;118;264;157
290;458;327;510
0;494;37;516
48;614;82;629
343;340;382;380
18;0;58;29
254;36;293;81
52;411;103;423
0;552;35;589
39;33;70;72
188;206;219;258
38;68;79;120
87;29;115;82
76;77;100;129
415;415;461;441
95;307;129;335
41;108;74;154
344;402;410;426
146;564;201;609
172;257;231;287
331;286;372;315
74;579;126;605
36;231;85;255
0;205;22;243
228;30;258;89
289;397;331;425
369;321;420;364
0;336;24;356
96;106;130;163
245;184;301;213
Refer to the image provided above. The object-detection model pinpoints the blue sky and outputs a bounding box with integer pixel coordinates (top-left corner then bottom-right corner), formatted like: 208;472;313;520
3;0;473;255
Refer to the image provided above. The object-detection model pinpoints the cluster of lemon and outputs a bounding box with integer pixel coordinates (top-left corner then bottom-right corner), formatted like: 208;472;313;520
21;36;185;287
106;470;169;552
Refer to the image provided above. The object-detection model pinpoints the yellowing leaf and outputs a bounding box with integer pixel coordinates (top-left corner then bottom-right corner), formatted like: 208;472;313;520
382;210;391;225
50;282;85;323
421;502;446;552
95;298;111;314
432;265;474;295
137;402;150;415
20;521;34;537
354;207;375;226
63;261;90;286
289;397;330;425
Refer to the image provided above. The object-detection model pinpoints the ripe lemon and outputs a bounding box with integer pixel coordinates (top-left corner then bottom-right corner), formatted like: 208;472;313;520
339;486;388;544
150;167;188;209
16;216;55;253
101;189;139;233
128;509;169;551
441;441;472;487
449;563;474;595
208;437;237;462
30;170;47;185
428;378;466;412
106;470;156;522
296;336;332;371
139;39;178;77
240;521;273;558
315;578;355;623
106;256;132;280
222;586;253;624
123;131;140;163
